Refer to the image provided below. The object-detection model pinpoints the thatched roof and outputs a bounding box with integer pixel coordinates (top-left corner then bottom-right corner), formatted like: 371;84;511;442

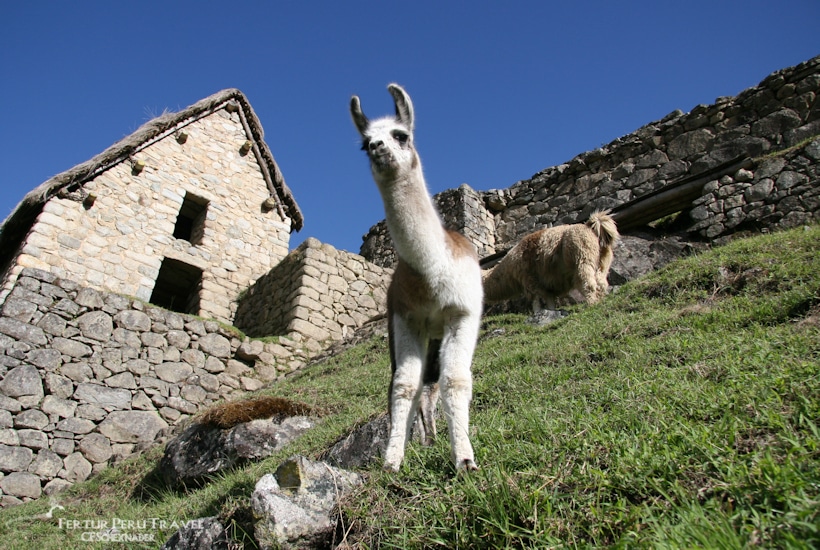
0;88;303;270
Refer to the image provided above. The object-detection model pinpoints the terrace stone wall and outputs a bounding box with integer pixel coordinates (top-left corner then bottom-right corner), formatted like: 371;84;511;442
0;268;316;506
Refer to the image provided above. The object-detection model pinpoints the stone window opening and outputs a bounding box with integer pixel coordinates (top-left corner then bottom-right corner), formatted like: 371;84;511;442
173;192;209;245
150;258;203;315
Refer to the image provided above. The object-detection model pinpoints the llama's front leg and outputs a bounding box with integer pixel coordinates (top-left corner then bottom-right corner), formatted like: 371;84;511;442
439;314;481;471
384;322;424;472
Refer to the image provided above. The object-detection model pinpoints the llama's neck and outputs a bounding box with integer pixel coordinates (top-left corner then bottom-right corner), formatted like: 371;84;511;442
378;169;449;274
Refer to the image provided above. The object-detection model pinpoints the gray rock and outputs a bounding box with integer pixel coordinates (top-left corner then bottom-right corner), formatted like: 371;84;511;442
104;372;137;389
28;449;63;477
77;311;114;342
528;309;570;326
14;409;49;430
24;348;62;371
52;337;93;358
324;413;389;470
236;339;265;361
167;396;197;415
745;178;775;202
666;128;715;160
231;417;315;460
193;373;220;393
0;471;42;499
203;356;226;373
180;384;207;404
18;429;48;450
159;416;315;486
0;318;47;345
114;310;152;331
180;349;205;368
0;395;23;413
1;297;38;323
78;433;113;464
155;362;193;384
197;333;231;358
125;358;150;375
113;327;141;348
56;417;96;435
0;365;44;399
43;478;72;495
0;444;34;471
37;312;67;336
161;516;229;550
42;395;77;418
251;456;362;550
59;362;94;383
98;411;168;443
166;330;191;349
608;233;705;286
140;331;166;348
63;451;93;482
45;372;74;399
73;383;132;409
0;429;19;445
51;338;94;359
75;287;105;308
51;438;74;456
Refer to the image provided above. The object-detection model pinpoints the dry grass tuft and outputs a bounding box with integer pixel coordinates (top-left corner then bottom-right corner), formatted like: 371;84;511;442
197;396;319;429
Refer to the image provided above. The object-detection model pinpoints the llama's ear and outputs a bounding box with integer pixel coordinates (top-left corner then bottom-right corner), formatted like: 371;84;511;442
387;84;414;132
350;96;369;135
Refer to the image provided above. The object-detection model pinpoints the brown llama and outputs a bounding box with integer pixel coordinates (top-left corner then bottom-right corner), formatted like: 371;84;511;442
483;211;619;312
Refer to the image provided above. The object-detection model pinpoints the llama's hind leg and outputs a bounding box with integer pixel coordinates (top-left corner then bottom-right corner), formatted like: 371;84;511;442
384;319;425;471
417;338;442;445
417;383;439;446
438;314;480;471
576;262;601;304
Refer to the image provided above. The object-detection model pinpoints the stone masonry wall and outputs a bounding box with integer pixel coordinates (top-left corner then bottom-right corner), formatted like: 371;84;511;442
1;108;292;323
234;238;391;344
688;138;820;239
0;267;317;506
360;54;820;265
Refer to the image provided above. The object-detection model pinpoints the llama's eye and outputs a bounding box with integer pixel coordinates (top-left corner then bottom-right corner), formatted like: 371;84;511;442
392;131;408;145
360;140;369;151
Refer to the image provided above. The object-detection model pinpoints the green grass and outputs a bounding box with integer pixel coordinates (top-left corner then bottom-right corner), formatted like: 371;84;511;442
2;225;819;549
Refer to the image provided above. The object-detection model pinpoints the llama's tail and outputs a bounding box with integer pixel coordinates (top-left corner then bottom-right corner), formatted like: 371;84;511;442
586;211;619;250
481;257;524;303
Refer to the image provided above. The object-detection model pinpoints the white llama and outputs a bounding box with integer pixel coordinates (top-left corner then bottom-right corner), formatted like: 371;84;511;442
350;84;483;472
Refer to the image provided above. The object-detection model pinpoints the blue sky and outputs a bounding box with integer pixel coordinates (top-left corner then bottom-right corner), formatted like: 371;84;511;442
1;1;818;255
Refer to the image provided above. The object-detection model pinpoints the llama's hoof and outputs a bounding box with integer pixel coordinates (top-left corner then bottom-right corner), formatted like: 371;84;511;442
382;461;401;472
457;459;479;472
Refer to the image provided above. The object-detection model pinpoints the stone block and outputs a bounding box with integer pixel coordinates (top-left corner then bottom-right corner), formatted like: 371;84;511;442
1;472;42;499
41;395;77;418
0;365;44;399
73;383;132;410
98;411;168;443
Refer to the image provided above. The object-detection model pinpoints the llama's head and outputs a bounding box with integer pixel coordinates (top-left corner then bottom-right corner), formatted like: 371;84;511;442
350;84;419;186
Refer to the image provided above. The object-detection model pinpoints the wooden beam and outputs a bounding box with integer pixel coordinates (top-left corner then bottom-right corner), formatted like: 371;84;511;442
610;156;752;231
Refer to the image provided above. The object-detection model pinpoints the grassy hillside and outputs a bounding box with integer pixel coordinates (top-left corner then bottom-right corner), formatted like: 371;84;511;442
1;225;818;549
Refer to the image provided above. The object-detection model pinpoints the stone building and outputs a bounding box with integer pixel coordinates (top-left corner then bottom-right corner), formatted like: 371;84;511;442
0;89;303;324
